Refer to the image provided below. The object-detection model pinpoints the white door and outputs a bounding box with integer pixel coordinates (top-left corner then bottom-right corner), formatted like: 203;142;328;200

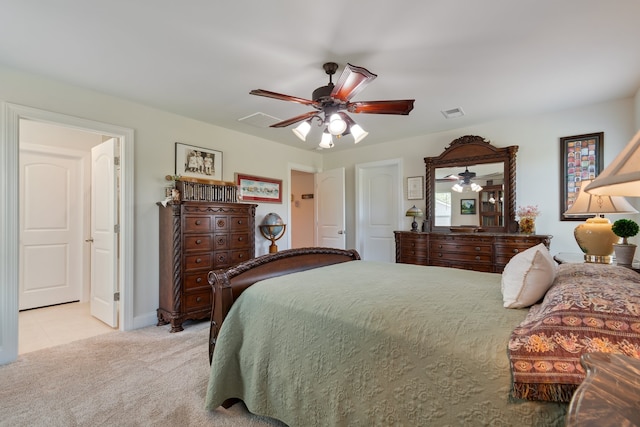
356;160;402;262
316;167;346;249
90;139;118;327
19;147;84;310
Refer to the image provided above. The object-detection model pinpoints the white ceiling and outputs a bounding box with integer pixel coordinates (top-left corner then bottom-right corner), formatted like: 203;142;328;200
1;1;640;152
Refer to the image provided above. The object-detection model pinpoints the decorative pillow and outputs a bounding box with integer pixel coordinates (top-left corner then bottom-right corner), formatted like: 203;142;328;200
501;243;556;308
508;263;640;402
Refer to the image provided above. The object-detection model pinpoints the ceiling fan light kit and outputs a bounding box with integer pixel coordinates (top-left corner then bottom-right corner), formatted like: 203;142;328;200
250;62;414;149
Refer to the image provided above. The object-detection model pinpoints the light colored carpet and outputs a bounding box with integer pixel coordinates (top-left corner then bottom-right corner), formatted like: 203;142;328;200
0;320;287;427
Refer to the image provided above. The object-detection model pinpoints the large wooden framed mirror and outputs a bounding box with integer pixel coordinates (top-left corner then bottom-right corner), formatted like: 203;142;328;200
424;135;518;233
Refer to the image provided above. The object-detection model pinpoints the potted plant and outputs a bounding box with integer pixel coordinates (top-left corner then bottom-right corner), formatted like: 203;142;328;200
611;218;639;265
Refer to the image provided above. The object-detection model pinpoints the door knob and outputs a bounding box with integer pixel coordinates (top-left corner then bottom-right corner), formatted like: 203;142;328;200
85;238;94;242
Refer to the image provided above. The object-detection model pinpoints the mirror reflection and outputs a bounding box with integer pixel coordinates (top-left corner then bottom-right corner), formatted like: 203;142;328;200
434;163;504;227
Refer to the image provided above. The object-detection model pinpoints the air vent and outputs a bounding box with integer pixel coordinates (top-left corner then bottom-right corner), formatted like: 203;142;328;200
238;112;281;128
441;107;465;119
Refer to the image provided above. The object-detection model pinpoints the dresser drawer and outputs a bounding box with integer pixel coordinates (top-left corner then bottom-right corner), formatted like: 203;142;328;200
183;271;209;290
184;253;212;271
183;289;212;311
183;216;212;233
431;250;492;264
184;234;212;252
400;246;428;259
230;233;250;249
213;233;229;250
230;216;250;231
430;240;492;255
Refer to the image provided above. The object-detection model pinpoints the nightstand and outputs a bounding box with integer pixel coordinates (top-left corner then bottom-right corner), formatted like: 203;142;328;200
566;352;640;427
554;252;640;273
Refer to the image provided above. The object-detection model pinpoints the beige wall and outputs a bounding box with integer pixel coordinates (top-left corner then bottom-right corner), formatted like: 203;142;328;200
2;63;639;328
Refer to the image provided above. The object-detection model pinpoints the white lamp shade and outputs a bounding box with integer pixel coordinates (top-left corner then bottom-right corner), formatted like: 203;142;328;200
328;114;347;135
292;121;311;141
584;129;640;196
564;179;638;215
319;131;334;149
350;124;368;144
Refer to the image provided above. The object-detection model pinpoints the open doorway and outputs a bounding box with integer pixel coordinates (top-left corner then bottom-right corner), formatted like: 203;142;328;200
0;102;134;365
290;169;315;248
18;120;117;353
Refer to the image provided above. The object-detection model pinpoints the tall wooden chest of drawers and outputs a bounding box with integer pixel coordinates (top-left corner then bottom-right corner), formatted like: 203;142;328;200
395;231;551;273
157;201;256;332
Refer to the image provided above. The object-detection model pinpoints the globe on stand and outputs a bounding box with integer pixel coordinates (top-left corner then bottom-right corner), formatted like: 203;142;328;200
259;213;286;253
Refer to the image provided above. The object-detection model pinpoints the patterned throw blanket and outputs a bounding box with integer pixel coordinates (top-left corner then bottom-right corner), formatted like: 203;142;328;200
508;263;640;402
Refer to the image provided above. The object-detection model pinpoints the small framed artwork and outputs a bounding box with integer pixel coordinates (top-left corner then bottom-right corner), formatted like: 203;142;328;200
559;132;603;221
407;176;424;200
460;199;476;215
236;173;283;203
175;142;223;181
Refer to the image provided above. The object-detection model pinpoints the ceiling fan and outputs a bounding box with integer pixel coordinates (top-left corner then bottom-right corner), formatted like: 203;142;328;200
250;62;415;148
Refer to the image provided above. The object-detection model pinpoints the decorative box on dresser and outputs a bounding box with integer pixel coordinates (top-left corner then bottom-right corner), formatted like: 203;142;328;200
395;231;551;273
157;201;257;332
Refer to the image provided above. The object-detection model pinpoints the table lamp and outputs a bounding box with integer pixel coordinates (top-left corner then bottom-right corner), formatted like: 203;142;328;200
405;205;423;232
564;179;637;263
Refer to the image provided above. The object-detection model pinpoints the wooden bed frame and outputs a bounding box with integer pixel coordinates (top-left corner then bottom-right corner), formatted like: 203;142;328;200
207;247;361;362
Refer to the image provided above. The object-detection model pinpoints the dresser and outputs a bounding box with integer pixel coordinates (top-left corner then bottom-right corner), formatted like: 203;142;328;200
157;201;256;332
395;231;551;273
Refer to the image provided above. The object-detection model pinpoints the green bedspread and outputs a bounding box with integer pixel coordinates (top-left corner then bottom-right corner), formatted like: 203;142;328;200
205;261;566;426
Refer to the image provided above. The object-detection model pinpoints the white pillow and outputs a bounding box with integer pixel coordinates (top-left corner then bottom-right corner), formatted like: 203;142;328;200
501;243;557;308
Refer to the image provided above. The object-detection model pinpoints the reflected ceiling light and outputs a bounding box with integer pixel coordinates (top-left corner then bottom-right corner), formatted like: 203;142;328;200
292;120;312;141
452;167;483;193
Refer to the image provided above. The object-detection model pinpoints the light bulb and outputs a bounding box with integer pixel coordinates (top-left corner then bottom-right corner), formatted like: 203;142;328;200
292;120;311;141
350;124;368;144
328;114;347;135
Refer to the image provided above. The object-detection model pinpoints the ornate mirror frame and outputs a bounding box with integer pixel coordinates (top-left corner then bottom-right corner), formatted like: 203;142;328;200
424;135;519;233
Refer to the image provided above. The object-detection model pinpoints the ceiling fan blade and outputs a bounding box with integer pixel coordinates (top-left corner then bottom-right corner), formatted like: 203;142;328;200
348;100;415;115
270;111;319;128
250;89;318;107
330;63;377;102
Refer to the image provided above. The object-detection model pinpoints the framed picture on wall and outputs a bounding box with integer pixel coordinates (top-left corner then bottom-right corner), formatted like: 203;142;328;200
175;142;223;181
460;199;476;215
559;132;603;221
236;173;283;203
407;176;424;200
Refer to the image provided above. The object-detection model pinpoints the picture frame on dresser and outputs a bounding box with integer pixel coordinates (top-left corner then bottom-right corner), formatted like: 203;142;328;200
236;173;283;203
175;142;223;181
559;132;603;221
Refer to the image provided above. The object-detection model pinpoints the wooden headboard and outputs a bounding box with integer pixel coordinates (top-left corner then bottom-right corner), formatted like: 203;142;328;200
207;247;361;362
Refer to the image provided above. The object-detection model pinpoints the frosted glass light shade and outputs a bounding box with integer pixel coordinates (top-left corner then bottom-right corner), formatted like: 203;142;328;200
350;124;368;144
319;131;334;149
292;121;311;141
328;114;347;135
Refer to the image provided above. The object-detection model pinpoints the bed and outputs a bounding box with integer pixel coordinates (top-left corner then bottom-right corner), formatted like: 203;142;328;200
205;247;574;426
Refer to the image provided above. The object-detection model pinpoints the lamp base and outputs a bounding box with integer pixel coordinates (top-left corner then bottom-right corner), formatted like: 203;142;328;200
583;254;613;264
411;220;419;232
574;217;619;264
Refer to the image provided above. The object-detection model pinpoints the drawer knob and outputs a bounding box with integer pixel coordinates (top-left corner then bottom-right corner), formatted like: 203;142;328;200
237;220;244;224
196;239;202;244
196;297;202;303
411;242;416;247
438;253;443;257
196;258;202;264
438;244;443;249
195;220;202;225
475;256;481;260
475;247;481;251
512;248;520;254
239;254;244;258
196;277;202;283
238;236;243;241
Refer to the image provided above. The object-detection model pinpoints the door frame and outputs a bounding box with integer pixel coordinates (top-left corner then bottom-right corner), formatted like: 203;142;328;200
0;102;135;364
287;163;320;249
355;158;403;261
